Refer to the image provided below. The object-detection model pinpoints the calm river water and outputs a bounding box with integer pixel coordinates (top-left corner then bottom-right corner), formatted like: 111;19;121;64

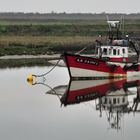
0;66;140;140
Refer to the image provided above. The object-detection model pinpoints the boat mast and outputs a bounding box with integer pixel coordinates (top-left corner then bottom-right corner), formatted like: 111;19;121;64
106;15;121;42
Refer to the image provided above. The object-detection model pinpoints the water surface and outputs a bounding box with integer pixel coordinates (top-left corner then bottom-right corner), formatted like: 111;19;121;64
0;66;140;140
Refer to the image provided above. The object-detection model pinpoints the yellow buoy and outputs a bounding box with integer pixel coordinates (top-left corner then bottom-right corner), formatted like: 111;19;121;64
27;74;33;84
27;74;33;81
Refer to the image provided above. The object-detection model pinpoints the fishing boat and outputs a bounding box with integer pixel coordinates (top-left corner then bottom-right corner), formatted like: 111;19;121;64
62;19;140;80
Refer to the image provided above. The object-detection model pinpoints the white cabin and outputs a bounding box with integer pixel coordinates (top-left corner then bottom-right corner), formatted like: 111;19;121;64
96;39;129;63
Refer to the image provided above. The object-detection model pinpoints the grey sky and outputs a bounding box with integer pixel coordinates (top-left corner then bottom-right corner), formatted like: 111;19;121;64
0;0;139;13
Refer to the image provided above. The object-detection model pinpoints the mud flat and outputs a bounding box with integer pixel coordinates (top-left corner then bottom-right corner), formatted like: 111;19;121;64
0;54;60;60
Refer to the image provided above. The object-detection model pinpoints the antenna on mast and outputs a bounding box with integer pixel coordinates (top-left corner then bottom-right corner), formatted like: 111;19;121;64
106;15;111;31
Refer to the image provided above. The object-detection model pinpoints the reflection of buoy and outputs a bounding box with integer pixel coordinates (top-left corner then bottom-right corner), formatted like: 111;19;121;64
27;74;33;84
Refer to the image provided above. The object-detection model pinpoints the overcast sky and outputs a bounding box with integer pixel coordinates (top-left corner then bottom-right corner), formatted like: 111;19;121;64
0;0;139;13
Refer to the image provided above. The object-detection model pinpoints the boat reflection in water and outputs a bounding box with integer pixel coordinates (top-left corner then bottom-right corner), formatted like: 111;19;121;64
28;77;140;130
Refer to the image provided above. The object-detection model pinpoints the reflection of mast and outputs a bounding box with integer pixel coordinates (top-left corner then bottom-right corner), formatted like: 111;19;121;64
96;85;139;130
97;91;128;130
131;87;140;111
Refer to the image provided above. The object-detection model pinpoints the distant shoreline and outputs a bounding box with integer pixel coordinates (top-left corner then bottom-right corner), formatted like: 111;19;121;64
0;12;140;21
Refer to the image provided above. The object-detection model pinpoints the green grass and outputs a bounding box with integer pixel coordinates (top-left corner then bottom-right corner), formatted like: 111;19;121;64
0;36;97;55
0;22;139;36
0;19;139;56
0;24;107;36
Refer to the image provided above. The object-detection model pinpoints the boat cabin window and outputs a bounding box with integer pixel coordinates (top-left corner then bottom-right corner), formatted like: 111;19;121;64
113;98;116;104
122;48;125;54
122;97;125;103
103;48;107;55
113;49;117;55
118;49;120;55
104;98;107;104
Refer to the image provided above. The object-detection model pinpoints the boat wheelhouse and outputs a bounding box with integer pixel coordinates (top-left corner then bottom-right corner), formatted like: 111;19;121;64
96;45;129;63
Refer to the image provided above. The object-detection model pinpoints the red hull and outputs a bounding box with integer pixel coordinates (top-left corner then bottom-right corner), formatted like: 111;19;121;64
63;53;126;79
63;53;140;80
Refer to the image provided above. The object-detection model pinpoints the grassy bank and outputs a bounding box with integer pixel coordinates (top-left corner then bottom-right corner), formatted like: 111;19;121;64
0;23;140;36
0;36;96;55
0;19;139;56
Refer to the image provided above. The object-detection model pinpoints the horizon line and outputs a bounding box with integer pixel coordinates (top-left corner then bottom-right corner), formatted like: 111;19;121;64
0;11;140;15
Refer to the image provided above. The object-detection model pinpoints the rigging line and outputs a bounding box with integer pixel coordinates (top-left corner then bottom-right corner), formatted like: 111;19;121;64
76;47;88;54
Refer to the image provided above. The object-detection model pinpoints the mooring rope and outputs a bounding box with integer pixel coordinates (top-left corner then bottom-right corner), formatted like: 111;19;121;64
32;58;61;78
